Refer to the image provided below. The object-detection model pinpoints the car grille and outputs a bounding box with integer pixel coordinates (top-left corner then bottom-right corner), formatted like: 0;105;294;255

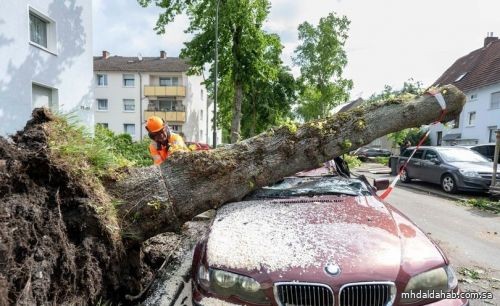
339;283;395;306
478;172;500;180
274;282;334;306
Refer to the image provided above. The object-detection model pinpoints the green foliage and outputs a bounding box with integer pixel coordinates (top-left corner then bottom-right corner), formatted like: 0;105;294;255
459;198;500;213
293;12;353;121
343;154;362;169
374;156;390;166
48;116;152;180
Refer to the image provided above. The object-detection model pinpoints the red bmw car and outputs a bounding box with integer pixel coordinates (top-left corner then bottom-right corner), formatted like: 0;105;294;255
191;168;468;306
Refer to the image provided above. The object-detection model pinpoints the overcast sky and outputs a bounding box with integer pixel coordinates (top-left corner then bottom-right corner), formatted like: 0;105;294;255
93;0;500;99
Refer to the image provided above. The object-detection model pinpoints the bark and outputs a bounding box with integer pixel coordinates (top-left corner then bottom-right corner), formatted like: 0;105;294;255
113;85;465;241
231;81;243;143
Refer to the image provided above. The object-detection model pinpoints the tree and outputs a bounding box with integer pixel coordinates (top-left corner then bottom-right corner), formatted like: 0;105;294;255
114;85;463;240
139;0;285;143
2;85;466;305
293;12;353;121
366;78;429;147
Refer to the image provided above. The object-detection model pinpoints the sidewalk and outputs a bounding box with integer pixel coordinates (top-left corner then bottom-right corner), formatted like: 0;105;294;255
353;162;487;201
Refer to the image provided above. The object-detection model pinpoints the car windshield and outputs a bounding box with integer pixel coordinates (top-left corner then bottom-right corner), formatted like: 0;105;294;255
244;176;372;200
438;148;490;162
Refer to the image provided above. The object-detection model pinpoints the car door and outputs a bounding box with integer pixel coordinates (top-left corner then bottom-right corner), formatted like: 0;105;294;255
418;149;443;184
401;149;424;178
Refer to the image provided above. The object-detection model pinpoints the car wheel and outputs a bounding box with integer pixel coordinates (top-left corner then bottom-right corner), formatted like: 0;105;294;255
441;174;457;193
400;168;411;183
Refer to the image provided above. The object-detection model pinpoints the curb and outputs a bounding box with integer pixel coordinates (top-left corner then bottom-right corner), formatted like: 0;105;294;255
394;182;466;202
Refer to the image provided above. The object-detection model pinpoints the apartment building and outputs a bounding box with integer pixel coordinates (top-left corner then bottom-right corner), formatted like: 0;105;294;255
430;33;500;146
93;51;220;144
0;0;94;136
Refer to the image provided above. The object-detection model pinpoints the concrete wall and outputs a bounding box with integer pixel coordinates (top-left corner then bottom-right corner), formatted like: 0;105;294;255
0;0;94;137
430;83;500;145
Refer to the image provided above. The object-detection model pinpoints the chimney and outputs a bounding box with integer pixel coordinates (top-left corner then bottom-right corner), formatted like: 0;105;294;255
160;50;167;59
484;32;498;47
102;50;110;59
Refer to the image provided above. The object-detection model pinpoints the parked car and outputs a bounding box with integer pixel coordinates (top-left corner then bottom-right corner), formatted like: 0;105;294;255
191;168;467;306
354;147;392;161
468;143;498;163
398;146;498;193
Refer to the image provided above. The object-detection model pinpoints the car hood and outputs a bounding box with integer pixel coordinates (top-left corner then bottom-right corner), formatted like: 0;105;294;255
205;196;444;286
447;161;493;172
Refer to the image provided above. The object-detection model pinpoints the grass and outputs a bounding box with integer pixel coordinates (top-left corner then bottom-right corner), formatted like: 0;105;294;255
459;267;481;280
374;156;390;166
458;198;500;213
344;154;362;169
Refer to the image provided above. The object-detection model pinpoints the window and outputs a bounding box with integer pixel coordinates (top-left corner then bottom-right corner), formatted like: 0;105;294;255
436;131;442;146
96;123;108;129
158;98;176;111
454;72;467;82
451;115;460;129
29;12;47;47
97;74;107;86
200;109;203;120
123;99;135;112
97;99;108;111
123;74;135;87
413;149;424;159
159;77;179;86
489;126;498;143
469;93;478;101
424;150;439;161
32;83;58;110
124;124;135;135
491;92;500;109
468;111;476;126
171;125;181;132
201;89;204;100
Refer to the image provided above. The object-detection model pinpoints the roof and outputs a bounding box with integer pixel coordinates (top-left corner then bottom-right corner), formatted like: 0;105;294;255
93;56;190;72
433;38;500;92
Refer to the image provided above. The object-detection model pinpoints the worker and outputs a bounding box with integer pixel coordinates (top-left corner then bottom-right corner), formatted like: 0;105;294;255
145;116;188;165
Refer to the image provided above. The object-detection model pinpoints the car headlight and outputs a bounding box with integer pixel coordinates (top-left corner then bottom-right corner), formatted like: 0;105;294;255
401;266;458;304
196;266;269;304
459;169;481;178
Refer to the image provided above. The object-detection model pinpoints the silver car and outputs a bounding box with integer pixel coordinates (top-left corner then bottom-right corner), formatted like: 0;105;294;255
398;146;499;193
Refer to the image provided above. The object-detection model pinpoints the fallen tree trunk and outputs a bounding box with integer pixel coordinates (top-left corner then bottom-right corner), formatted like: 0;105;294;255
114;85;465;241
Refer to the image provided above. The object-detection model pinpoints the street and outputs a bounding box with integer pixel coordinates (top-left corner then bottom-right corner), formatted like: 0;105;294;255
356;163;500;305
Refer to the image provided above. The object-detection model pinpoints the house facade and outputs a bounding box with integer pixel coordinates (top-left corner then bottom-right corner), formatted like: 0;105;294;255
93;51;220;144
430;33;500;146
0;0;94;137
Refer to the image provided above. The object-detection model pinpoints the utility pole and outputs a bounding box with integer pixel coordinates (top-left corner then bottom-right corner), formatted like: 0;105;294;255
213;0;220;148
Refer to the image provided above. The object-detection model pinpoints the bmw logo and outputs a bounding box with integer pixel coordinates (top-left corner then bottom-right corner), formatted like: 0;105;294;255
325;263;341;276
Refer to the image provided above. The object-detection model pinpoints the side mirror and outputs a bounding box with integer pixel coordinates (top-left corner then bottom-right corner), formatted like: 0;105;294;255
374;178;390;191
430;158;441;165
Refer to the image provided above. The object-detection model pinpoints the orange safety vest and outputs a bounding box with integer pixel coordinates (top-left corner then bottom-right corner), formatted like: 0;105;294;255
149;133;188;165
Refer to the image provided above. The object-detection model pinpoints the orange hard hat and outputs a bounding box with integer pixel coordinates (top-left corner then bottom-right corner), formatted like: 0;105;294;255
146;116;164;133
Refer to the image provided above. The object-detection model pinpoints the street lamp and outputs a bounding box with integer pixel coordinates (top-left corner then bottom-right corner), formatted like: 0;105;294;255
212;0;220;148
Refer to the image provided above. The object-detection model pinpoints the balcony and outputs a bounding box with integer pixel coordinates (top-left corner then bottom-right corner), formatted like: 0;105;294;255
144;85;186;97
144;109;186;123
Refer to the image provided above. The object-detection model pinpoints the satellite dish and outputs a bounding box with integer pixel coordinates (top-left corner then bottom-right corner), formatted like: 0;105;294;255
137;53;143;61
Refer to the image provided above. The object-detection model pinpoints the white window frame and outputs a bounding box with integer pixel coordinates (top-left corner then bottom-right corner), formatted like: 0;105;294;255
28;6;57;55
123;99;135;112
469;93;478;102
123;74;135;87
467;111;476;126
489;126;498;143
124;124;136;136
97;99;108;111
97;74;108;87
200;109;203;120
491;92;500;109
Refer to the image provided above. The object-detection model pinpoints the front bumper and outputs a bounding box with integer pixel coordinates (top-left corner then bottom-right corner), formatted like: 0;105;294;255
455;175;491;191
